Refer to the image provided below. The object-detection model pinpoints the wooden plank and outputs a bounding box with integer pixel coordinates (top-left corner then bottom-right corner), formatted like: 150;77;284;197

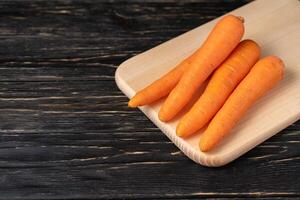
0;0;298;199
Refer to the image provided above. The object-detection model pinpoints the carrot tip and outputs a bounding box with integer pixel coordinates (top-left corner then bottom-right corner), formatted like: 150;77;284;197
176;124;187;137
158;112;168;122
158;116;166;122
128;99;138;108
199;137;213;152
176;128;183;137
199;141;210;152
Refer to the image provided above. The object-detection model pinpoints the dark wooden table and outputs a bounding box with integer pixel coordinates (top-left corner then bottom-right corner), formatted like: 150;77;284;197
0;0;299;199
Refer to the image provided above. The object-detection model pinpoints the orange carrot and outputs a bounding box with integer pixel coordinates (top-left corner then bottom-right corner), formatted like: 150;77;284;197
200;56;285;152
176;40;261;138
159;15;245;121
128;54;196;108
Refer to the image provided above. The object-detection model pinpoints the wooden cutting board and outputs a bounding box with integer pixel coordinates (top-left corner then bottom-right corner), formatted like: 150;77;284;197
115;0;300;167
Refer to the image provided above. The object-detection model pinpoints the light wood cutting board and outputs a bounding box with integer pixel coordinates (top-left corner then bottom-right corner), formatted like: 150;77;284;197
115;0;300;167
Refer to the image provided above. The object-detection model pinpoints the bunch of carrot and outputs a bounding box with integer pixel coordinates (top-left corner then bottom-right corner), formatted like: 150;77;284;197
128;15;285;152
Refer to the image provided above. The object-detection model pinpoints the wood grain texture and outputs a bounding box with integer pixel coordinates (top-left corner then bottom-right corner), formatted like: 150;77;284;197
0;0;298;199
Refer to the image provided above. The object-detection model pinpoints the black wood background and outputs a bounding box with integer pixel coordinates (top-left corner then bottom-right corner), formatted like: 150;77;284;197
0;0;299;199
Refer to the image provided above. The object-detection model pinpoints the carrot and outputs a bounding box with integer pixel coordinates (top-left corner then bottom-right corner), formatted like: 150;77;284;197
176;40;260;138
128;53;196;108
199;56;285;152
159;15;245;122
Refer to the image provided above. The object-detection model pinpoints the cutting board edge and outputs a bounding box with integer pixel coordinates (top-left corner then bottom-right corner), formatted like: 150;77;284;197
115;52;300;167
114;0;300;166
115;54;300;167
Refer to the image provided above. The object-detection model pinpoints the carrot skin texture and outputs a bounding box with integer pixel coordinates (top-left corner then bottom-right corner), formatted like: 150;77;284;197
159;15;245;121
176;40;261;137
128;56;192;108
199;56;285;152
